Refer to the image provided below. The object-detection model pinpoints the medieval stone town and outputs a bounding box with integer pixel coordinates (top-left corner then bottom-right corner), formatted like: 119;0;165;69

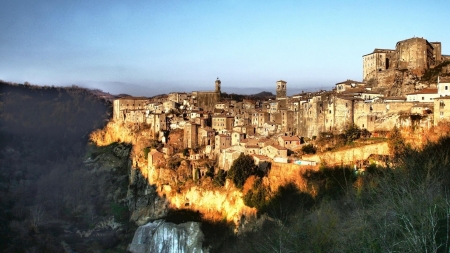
112;37;450;172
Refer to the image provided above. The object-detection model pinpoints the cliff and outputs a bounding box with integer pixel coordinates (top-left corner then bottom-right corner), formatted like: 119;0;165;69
90;121;256;226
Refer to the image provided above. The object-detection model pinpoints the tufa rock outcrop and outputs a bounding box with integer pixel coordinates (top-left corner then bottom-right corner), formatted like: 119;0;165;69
128;220;204;253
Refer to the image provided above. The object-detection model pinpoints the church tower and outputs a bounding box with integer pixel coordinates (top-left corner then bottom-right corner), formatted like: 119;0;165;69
276;80;287;99
215;77;221;93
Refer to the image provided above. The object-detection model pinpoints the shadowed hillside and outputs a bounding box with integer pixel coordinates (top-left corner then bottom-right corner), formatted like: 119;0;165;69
0;82;135;252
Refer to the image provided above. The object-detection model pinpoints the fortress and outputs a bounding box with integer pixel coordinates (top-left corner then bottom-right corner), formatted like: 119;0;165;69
362;37;450;91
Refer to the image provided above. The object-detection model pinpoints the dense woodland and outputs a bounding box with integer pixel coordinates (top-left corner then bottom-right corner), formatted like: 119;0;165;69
0;82;134;252
3;82;450;252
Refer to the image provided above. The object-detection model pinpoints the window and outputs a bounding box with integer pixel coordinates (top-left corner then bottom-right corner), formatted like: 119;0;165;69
422;97;425;101
446;86;448;91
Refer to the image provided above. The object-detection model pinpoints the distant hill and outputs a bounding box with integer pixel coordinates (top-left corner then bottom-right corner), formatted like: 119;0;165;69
250;91;275;99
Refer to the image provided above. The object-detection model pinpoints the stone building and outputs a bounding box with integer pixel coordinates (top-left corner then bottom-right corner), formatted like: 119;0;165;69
192;78;221;111
434;96;450;125
251;111;270;127
335;80;366;93
212;114;234;132
198;127;215;147
183;122;198;149
276;80;287;108
363;49;395;82
396;37;437;74
113;97;149;121
278;136;301;150
362;37;445;86
406;88;438;102
215;134;231;151
438;76;450;97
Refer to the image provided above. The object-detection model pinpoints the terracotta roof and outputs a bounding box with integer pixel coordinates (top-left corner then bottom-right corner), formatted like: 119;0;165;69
407;88;438;95
251;154;270;161
439;76;450;83
382;97;406;101
280;136;300;141
335;79;365;85
269;145;287;150
362;48;395;56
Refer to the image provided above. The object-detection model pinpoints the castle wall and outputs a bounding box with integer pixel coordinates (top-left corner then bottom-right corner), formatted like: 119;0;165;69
431;42;442;63
396;37;435;75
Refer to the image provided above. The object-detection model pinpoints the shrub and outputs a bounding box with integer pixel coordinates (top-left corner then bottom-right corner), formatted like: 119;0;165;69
213;169;227;187
301;144;317;154
243;177;268;210
226;154;256;189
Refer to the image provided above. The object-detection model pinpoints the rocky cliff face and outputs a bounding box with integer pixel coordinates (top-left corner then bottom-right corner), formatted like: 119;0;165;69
128;220;204;253
90;121;256;227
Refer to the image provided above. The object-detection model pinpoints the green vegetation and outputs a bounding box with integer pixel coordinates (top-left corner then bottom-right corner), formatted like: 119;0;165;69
301;143;317;154
168;156;183;170
220;134;450;253
243;177;268;210
226;154;256;189
213;169;227;187
344;124;371;143
143;147;151;159
387;126;408;159
0;82;135;252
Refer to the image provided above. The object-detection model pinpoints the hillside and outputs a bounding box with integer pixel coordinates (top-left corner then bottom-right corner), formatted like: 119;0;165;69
0;82;135;252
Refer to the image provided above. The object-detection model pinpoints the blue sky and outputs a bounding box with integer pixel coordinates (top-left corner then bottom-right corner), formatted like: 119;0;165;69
1;1;449;96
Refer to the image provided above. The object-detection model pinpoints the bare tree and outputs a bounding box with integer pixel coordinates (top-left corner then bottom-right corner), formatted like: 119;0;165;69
30;205;44;228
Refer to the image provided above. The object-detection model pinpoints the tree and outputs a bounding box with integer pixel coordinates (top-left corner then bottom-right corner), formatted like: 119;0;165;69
213;169;227;187
344;124;362;143
226;154;256;189
301;144;317;154
243;177;268;209
388;126;406;158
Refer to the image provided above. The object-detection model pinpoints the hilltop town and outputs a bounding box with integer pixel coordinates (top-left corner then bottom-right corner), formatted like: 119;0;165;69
109;37;450;173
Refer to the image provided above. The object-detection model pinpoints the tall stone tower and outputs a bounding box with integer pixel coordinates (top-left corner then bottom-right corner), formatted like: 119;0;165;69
276;80;287;99
215;77;221;93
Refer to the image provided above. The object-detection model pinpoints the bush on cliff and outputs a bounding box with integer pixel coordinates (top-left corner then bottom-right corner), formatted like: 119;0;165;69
226;154;256;189
301;144;317;154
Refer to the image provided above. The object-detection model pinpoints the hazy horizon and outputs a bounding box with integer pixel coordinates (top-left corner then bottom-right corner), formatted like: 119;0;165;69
2;1;450;97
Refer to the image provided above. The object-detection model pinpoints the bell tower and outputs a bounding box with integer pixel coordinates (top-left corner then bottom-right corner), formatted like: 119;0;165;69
215;77;221;93
276;80;287;99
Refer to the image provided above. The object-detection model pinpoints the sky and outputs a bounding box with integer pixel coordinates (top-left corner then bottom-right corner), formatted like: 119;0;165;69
1;1;450;96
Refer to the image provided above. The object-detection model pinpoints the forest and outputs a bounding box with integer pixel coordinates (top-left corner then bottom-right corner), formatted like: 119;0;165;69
0;82;135;252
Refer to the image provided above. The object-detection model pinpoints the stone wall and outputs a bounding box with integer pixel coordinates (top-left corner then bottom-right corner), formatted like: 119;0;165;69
302;142;389;165
193;91;220;111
